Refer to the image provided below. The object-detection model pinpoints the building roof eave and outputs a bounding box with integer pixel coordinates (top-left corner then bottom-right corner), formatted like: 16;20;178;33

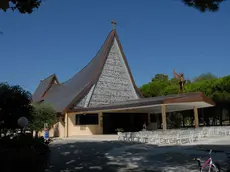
67;92;215;114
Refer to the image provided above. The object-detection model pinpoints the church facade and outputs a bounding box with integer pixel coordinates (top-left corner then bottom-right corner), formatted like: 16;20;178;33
32;27;215;137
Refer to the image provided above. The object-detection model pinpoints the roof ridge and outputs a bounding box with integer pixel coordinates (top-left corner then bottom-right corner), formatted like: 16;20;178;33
60;30;116;85
33;73;56;95
64;30;116;111
32;73;59;102
65;29;143;111
41;74;59;98
40;29;143;112
113;31;144;98
40;73;56;82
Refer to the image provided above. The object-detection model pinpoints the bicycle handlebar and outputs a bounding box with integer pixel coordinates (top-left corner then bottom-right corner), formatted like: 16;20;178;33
209;149;212;155
193;149;217;160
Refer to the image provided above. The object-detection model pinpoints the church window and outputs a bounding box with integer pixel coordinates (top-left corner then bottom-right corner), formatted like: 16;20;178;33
75;114;98;125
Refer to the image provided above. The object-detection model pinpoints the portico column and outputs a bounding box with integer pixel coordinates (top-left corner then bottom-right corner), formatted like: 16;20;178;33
194;106;199;128
147;113;151;124
64;112;68;138
161;105;167;131
98;112;103;134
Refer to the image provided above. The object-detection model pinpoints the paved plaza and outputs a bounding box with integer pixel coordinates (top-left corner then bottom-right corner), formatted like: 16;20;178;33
46;135;230;172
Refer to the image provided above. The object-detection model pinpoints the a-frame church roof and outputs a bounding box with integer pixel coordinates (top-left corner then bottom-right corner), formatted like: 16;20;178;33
32;74;59;102
32;29;143;112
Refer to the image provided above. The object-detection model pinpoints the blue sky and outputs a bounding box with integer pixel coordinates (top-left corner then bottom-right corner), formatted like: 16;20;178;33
0;0;229;93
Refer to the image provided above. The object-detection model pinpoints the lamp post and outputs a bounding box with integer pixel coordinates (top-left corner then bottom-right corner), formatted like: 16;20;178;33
17;117;28;133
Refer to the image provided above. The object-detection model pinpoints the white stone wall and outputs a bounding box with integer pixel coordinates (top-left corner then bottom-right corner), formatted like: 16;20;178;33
74;85;96;108
74;38;139;108
88;38;139;107
75;95;87;108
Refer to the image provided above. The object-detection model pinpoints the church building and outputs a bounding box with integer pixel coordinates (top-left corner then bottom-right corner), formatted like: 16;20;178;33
32;23;214;137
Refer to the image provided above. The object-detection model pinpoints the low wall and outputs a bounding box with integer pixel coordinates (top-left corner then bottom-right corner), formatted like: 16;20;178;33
68;125;102;136
118;126;230;145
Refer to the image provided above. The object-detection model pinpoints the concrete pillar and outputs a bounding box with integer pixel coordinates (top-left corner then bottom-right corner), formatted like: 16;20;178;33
64;113;68;137
98;112;103;134
147;113;151;125
157;113;159;129
161;105;167;131
194;106;199;128
182;113;185;127
220;108;223;126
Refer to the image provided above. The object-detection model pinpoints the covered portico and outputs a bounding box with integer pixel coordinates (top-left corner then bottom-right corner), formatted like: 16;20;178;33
65;92;215;136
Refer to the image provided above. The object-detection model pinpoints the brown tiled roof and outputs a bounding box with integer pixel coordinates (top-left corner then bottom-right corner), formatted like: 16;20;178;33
33;29;142;112
32;74;59;102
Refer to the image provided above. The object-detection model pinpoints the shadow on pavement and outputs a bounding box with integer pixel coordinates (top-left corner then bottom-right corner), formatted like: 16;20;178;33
46;140;230;172
47;141;138;172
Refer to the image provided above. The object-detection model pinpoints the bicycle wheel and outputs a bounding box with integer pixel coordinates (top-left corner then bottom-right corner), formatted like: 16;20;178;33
211;163;221;172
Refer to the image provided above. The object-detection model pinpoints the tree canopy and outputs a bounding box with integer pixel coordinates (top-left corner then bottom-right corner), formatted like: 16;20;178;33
0;0;225;14
30;103;57;133
0;82;33;129
193;73;217;82
183;0;224;12
140;73;230;102
0;82;57;134
0;0;41;14
140;73;230;128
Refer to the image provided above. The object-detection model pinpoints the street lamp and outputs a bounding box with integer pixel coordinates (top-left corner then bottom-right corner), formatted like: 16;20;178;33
18;117;28;133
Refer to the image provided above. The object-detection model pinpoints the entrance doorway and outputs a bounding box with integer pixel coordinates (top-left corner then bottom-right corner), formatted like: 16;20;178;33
103;113;148;134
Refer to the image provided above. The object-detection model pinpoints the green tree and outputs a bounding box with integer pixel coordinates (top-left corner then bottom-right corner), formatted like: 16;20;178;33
140;73;180;97
183;0;224;12
30;103;57;137
211;75;230;101
141;73;230;128
193;73;217;82
152;74;168;82
141;72;230;103
0;0;41;14
0;82;32;130
162;77;182;95
0;0;225;14
184;75;230;102
141;74;170;97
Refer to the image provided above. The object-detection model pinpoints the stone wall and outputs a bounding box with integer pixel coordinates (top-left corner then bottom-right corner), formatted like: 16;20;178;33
74;85;96;108
75;95;87;108
74;38;139;108
89;38;139;107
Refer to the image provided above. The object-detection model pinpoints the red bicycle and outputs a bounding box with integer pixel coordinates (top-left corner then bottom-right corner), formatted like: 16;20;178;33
193;150;221;172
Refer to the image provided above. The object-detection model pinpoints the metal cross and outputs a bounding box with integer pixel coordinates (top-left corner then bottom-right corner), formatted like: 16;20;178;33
111;20;117;30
